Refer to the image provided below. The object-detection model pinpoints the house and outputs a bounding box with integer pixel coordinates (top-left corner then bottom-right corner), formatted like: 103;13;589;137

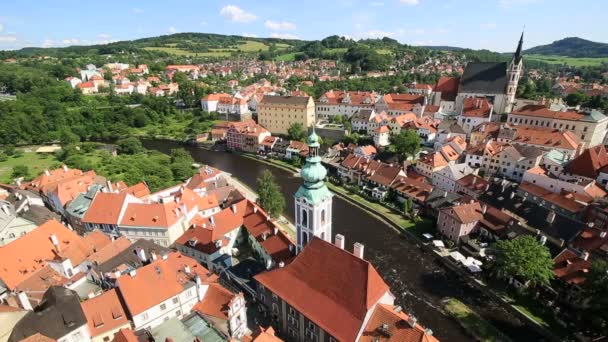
0;220;110;299
507;105;608;147
227;120;270;152
552;249;591;287
563;145;608;188
360;304;439;342
8;287;90;342
375;94;426;117
522;166;607;200
373;126;390;147
77;81;98;94
402;116;439;143
434;120;466;149
185;165;227;192
437;201;484;242
497;124;582;159
432;163;475;192
80;289;130;342
217;96;251;118
390;175;434;204
455;174;490;199
351;109;377;132
0;200;38;246
115;251;248;337
254;237;395;342
353;145;377;159
364;163;406;200
82;192;139;237
415;152;449;180
432;76;459;114
464;140;544;181
259;136;280;155
404;81;433;96
457;97;494;135
469;122;501;147
258;96;315;135
316;90;377;119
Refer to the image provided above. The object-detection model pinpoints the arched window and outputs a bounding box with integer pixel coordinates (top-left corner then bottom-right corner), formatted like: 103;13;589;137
321;210;326;225
301;232;308;246
301;210;308;227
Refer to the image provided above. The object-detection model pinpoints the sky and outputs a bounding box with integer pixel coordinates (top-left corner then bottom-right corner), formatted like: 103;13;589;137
0;0;606;52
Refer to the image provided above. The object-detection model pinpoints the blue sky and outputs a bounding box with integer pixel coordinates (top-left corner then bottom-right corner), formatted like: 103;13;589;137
0;0;606;52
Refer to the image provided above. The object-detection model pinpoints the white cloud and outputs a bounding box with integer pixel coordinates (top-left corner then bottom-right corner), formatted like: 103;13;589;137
61;38;80;45
481;23;497;29
132;8;144;14
220;5;257;23
0;35;17;43
269;32;299;39
41;39;55;48
370;1;384;6
400;0;419;5
242;33;258;38
264;20;296;31
98;33;111;39
359;30;395;39
168;26;178;34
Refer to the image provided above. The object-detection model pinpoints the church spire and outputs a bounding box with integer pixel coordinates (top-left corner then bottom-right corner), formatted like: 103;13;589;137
514;31;524;63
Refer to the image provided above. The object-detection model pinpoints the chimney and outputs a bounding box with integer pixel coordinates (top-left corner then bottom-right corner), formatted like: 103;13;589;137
472;177;477;185
407;315;418;328
161;253;168;260
394;306;403;313
18;291;32;311
482;204;487;214
232;204;237;213
539;235;547;245
151;251;158;260
44;169;50;176
136;248;147;262
335;234;345;249
50;234;60;252
184;265;191;274
582;251;590;261
106;180;113;192
273;227;278;235
424;329;433;336
129;269;137;277
278;261;285;268
600;231;607;238
353;242;365;259
253;206;258;213
209;215;215;226
62;165;68;172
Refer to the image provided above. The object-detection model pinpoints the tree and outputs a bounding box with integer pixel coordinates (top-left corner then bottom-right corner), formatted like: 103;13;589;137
287;122;307;141
256;170;285;218
392;130;422;161
584;259;608;334
170;148;194;164
117;137;144;155
493;236;554;287
565;92;590;106
11;165;29;179
403;198;413;217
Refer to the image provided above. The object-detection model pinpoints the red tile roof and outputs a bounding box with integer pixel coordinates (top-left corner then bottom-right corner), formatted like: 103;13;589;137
462;98;492;118
512;105;583;121
553;249;591;285
0;220;105;290
116;251;211;315
86;237;132;265
112;329;138;342
193;283;236;320
566;145;608;178
360;304;439;342
319;90;377;106
81;289;129;337
434;77;459;101
255;238;391;342
572;227;608;253
83;192;128;225
390;176;433;203
441;201;483;224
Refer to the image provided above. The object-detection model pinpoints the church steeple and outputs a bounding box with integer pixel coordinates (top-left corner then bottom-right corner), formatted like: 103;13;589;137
513;31;524;64
294;129;333;253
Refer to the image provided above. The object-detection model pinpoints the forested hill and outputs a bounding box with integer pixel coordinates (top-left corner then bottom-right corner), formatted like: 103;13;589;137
524;37;608;57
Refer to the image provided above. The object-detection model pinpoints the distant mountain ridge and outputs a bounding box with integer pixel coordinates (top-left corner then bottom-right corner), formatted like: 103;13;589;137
524;37;608;57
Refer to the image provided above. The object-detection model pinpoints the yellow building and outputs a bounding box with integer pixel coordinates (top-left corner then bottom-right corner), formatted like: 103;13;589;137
258;96;315;135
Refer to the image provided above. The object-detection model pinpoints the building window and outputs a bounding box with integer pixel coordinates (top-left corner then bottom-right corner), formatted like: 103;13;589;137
160;304;166;311
173;297;179;304
176;310;182;317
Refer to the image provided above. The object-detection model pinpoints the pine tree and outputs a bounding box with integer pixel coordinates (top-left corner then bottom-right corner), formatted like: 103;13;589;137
256;170;286;218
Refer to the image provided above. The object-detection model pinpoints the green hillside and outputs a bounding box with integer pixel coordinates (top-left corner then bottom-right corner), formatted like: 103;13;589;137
524;37;608;58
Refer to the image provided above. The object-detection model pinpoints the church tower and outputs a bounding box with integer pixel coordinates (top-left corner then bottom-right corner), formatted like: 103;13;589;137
294;130;333;253
506;32;524;112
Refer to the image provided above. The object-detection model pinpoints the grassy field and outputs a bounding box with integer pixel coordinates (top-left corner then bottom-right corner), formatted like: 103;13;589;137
0;152;60;183
526;54;608;67
143;46;196;56
444;298;512;342
237;40;268;52
275;52;299;61
376;48;394;55
144;40;287;57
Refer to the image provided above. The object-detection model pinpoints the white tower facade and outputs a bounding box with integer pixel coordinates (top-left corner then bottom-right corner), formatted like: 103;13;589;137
506;32;524;113
294;130;333;253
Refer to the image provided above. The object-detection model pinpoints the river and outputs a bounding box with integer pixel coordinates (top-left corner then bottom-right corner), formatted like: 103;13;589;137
143;139;547;342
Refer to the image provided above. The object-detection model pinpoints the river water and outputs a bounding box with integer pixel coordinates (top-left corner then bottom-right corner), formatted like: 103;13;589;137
143;139;547;342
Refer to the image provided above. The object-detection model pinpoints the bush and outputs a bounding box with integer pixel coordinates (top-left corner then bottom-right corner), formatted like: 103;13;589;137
12;165;30;179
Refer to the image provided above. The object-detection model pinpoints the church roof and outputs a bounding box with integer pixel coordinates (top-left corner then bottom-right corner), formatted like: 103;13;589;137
459;62;508;94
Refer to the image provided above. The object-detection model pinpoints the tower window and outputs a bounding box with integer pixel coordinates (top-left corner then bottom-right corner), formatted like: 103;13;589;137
321;210;326;225
301;232;308;246
301;210;308;227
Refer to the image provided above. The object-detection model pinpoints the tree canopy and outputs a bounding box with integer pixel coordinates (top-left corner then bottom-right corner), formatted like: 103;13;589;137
391;129;422;161
493;236;554;287
256;170;285;218
287;122;307;142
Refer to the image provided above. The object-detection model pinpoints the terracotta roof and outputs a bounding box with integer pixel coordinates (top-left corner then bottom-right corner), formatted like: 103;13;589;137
319;90;377;106
519;182;586;213
509;125;580;150
112;329;138;342
120;183;150;198
565;145;608;178
572;227;608;253
83;231;112;251
193;283;236;320
27;167;85;195
462;97;492;118
433;77;459;101
14;266;69;306
18;334;56;342
186;166;224;190
119;201;185;229
456;174;489;193
418;152;448;169
83;192;129;225
116;252;211;315
390;176;433;202
360;304;439;342
0;220;103;290
81;289;129;337
441;201;483;224
249;327;283;342
255;238;390;342
87;237;132;265
512;105;584;121
553;249;591;285
368;164;403;187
